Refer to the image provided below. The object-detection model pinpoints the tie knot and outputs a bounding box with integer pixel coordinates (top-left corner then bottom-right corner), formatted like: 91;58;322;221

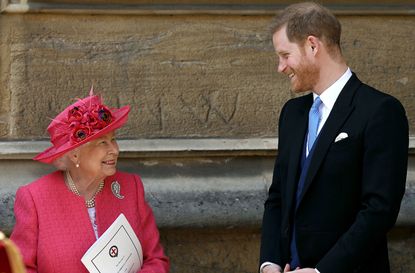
311;97;322;110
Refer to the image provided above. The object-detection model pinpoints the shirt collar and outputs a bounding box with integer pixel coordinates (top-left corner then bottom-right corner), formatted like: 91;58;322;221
313;68;352;110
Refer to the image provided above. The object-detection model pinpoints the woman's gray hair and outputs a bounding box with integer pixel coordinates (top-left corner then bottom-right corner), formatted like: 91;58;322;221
51;144;84;171
52;153;72;171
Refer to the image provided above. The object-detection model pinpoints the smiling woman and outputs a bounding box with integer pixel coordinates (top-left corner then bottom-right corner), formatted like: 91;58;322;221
10;88;169;273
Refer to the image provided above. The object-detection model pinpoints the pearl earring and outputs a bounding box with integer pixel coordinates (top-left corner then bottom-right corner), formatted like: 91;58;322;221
76;163;80;168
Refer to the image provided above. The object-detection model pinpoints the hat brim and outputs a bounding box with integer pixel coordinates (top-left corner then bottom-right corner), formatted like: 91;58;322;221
34;105;130;164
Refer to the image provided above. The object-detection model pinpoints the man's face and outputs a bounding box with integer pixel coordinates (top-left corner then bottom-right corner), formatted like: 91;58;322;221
272;26;319;93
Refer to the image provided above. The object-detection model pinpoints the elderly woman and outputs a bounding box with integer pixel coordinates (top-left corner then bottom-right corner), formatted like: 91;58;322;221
11;90;169;273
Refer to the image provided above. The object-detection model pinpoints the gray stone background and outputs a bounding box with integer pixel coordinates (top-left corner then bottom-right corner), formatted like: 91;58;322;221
0;0;414;272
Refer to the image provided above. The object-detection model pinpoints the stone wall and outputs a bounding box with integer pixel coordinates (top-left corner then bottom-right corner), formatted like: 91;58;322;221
0;1;414;272
1;4;414;139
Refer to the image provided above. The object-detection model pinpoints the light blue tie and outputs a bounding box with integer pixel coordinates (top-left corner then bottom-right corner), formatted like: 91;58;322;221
307;97;322;153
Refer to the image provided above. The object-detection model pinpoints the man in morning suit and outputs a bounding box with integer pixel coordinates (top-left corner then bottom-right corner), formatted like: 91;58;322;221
259;2;408;273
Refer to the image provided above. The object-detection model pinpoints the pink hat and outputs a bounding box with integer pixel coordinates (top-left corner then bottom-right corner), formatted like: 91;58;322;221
34;88;130;164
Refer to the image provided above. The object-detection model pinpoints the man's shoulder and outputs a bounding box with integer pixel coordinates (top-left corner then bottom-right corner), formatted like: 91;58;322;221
280;93;312;115
354;82;403;109
348;73;395;100
284;93;311;106
347;78;407;125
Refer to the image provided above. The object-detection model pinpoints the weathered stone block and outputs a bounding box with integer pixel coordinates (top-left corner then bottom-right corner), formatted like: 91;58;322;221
388;227;415;273
160;228;261;273
159;227;415;273
0;14;413;139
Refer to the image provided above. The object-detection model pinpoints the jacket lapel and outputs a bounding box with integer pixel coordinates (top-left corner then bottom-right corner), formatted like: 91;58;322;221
285;95;312;214
297;74;362;205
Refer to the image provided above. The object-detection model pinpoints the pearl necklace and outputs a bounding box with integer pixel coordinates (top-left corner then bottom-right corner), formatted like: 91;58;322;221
64;171;104;208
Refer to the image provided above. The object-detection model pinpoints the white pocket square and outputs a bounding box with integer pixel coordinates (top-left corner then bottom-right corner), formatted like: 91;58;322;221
335;132;348;142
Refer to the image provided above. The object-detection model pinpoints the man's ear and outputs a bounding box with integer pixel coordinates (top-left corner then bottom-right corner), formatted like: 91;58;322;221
306;35;320;55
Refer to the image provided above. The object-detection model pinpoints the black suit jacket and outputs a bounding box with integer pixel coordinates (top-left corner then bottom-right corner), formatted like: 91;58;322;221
260;74;408;273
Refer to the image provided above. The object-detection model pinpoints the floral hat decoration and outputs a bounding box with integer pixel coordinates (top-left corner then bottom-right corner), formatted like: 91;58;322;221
34;87;130;164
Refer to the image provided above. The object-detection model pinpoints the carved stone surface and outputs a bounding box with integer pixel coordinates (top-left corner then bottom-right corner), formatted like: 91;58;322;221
0;14;413;139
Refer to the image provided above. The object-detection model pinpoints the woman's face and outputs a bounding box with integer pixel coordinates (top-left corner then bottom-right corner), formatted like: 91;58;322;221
76;131;119;182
